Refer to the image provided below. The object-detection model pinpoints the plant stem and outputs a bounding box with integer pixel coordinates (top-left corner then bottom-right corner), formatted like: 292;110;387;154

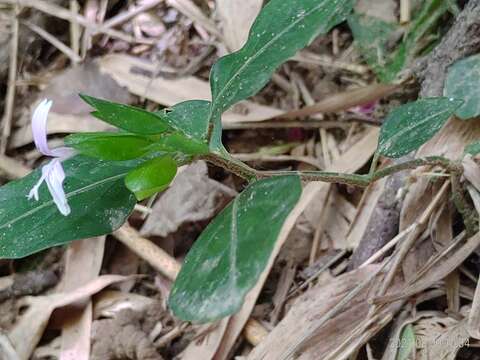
204;154;461;187
203;153;477;231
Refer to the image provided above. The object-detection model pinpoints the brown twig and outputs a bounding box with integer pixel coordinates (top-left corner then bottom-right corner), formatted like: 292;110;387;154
22;20;81;63
272;83;401;120
113;224;180;281
1;0;151;44
69;0;80;61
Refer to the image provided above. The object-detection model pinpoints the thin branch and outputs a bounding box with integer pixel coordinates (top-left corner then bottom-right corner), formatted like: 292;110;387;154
23;20;82;63
100;0;163;31
69;0;80;61
1;0;152;44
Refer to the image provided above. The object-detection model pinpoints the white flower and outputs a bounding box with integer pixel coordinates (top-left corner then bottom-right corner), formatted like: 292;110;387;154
27;99;74;216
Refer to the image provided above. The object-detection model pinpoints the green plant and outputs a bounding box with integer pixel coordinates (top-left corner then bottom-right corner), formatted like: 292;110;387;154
0;0;477;323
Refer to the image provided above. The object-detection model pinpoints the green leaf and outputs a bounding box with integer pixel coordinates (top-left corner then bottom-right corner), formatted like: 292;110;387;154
125;156;177;200
169;175;301;323
0;156;136;258
348;14;407;83
80;94;172;134
465;140;480;156
378;97;463;158
65;132;154;160
208;0;354;148
350;0;451;83
157;100;211;141
444;54;480;120
396;324;415;360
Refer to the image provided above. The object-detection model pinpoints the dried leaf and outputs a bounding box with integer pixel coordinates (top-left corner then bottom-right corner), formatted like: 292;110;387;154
59;238;105;360
9;275;129;360
141;161;236;237
97;54;284;124
217;0;263;52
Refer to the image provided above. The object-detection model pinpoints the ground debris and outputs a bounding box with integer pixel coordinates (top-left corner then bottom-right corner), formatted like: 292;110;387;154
91;303;166;360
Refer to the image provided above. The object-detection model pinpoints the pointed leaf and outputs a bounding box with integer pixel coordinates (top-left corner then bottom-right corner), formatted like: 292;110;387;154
208;0;354;147
125;156;177;200
378;97;463;158
80;94;172;134
65;132;154;160
444;54;480;120
169;175;302;323
0;156;136;258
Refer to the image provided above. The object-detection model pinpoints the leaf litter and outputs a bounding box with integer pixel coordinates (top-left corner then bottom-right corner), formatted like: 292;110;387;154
0;0;480;359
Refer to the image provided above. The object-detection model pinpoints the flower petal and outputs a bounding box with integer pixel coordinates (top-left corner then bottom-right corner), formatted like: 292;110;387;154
32;99;54;156
50;146;75;159
44;159;71;216
27;170;48;201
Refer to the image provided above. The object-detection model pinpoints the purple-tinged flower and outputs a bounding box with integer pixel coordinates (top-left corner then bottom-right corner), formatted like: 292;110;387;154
27;99;74;216
349;101;378;117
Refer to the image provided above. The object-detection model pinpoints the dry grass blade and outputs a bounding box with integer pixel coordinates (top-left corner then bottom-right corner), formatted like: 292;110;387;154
114;224;180;281
0;4;19;154
274;83;400;120
59;238;105;360
166;0;221;38
100;0;163;31
376;180;451;298
217;0;262;52
1;0;147;43
374;231;479;304
97;54;284;123
22;20;81;63
9;275;130;360
69;0;80;61
247;265;387;360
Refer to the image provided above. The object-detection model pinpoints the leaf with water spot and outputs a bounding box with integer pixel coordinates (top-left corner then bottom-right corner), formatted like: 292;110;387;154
444;54;480;120
80;94;172;135
208;0;354;149
156;100;211;141
0;155;136;258
169;175;301;323
378;97;463;158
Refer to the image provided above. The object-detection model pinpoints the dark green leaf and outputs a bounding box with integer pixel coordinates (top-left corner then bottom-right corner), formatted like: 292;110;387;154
208;0;354;149
125;156;177;200
378;97;463;158
348;14;406;83
465;141;480;156
80;94;172;134
157;100;211;141
444;54;480;120
169;175;302;323
0;156;136;258
65;132;154;160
